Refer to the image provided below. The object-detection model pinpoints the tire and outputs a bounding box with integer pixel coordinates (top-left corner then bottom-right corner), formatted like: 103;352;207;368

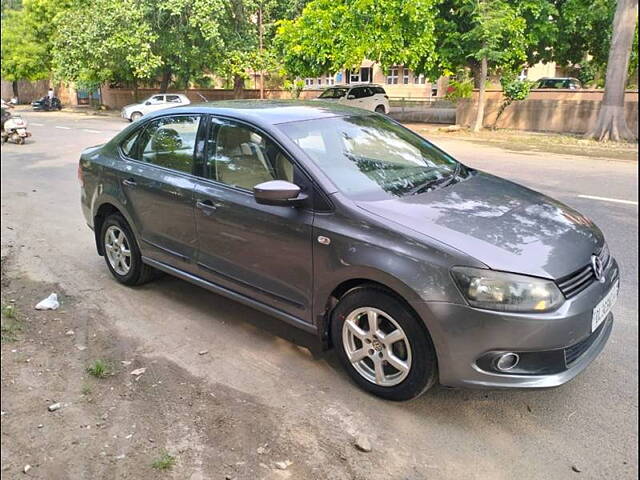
100;213;156;286
16;137;25;145
374;105;386;114
331;287;437;401
130;112;143;122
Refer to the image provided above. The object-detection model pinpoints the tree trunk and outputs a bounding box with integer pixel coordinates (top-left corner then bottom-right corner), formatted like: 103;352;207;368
472;56;488;132
11;80;19;101
160;67;172;93
233;75;245;99
585;0;638;141
132;79;139;103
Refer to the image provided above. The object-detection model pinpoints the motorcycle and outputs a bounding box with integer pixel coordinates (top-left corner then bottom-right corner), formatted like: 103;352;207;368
31;96;62;111
1;108;31;144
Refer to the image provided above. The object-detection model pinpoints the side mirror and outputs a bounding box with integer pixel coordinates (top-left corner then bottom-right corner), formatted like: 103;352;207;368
253;180;307;207
145;101;151;105
347;94;355;100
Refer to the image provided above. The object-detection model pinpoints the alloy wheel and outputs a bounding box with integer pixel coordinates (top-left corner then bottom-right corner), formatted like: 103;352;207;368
342;307;412;386
104;225;132;276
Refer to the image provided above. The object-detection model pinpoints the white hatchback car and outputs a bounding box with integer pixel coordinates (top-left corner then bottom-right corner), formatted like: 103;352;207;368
315;84;390;113
121;93;191;122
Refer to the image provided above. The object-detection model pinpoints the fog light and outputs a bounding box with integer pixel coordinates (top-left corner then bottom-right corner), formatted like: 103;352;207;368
495;352;520;372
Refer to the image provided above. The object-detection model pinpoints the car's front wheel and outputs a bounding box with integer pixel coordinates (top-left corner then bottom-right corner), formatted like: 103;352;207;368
374;105;386;114
100;213;156;286
130;111;143;122
331;286;437;400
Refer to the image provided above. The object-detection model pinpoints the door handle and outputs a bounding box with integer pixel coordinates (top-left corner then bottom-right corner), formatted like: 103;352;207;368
196;200;217;215
122;178;137;187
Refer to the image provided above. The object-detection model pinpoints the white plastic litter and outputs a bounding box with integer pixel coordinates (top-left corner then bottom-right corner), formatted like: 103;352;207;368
35;293;60;310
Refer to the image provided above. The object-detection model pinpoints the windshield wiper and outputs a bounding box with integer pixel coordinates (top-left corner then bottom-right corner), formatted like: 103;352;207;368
407;164;461;196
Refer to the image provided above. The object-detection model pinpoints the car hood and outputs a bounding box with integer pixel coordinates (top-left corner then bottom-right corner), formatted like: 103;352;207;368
357;172;603;279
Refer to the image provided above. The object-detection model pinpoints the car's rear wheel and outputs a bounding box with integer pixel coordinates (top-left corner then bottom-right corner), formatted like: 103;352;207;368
100;213;156;286
130;111;143;122
330;287;437;400
374;105;386;114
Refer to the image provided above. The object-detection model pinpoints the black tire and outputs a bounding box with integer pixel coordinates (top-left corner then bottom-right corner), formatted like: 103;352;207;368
331;286;437;401
100;213;156;286
374;105;386;114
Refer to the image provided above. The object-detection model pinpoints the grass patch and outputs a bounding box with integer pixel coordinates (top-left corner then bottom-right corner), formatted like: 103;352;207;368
81;384;92;395
1;303;22;342
86;359;111;379
151;451;176;470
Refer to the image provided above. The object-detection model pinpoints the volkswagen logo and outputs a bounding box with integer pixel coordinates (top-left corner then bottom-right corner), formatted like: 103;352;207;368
591;255;605;282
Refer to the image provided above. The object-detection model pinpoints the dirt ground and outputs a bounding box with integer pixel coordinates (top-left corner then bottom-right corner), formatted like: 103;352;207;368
0;255;390;480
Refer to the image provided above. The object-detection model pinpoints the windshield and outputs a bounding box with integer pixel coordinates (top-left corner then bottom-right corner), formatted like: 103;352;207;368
279;115;463;201
319;88;349;99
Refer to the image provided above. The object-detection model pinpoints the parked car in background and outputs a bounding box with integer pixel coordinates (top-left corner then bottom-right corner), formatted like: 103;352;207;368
79;101;618;401
121;94;191;122
314;84;390;113
31;96;62;111
536;77;582;89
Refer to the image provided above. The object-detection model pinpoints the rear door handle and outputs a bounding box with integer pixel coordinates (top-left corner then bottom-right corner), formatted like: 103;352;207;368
196;199;217;215
122;178;137;187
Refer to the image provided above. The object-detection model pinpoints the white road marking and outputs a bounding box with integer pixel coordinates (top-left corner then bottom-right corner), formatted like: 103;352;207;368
578;194;638;206
83;129;102;134
31;123;44;126
54;126;71;130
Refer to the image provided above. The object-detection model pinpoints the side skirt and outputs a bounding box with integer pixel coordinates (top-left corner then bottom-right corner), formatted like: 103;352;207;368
142;256;318;335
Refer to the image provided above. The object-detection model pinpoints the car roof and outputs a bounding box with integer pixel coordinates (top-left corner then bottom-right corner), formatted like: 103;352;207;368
143;99;372;125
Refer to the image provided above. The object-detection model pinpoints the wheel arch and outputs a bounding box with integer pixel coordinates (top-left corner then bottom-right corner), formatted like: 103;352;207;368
93;200;138;256
319;274;438;360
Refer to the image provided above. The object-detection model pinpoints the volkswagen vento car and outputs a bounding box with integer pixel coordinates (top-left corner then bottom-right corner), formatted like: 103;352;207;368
79;101;619;400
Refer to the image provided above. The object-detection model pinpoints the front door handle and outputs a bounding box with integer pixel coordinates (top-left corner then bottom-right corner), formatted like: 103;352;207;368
122;178;137;187
196;199;217;215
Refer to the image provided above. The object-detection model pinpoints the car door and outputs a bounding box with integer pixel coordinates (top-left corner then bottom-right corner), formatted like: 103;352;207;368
191;117;315;323
145;95;167;114
117;114;204;269
347;87;370;110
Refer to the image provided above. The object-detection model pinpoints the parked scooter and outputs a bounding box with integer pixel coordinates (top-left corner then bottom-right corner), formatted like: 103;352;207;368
1;108;31;144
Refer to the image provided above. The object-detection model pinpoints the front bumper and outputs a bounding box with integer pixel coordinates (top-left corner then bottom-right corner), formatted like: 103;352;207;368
417;258;619;389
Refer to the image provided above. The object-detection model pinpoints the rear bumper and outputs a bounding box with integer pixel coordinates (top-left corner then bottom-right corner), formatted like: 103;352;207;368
416;258;619;389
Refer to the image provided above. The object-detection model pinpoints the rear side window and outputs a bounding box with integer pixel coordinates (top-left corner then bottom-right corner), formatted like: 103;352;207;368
166;95;182;103
121;129;142;157
372;86;386;95
135;115;201;173
350;87;368;99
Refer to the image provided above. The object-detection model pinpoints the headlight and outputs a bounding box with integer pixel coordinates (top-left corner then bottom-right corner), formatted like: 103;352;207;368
451;266;563;313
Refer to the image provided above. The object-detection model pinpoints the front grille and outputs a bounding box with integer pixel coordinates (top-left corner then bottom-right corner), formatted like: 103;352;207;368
564;321;605;367
556;244;610;299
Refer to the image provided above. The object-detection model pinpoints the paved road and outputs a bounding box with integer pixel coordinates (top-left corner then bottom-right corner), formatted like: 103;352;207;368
2;111;638;479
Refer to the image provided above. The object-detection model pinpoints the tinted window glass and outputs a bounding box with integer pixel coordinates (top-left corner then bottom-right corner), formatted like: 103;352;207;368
350;87;367;99
319;87;349;99
149;95;165;103
279;115;461;201
207;120;294;190
121;129;142;157
136;115;201;173
372;86;386;95
166;95;181;103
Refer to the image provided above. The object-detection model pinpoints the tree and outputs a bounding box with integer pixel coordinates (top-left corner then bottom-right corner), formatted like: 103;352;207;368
275;0;441;79
52;0;162;99
586;0;638;141
1;0;71;99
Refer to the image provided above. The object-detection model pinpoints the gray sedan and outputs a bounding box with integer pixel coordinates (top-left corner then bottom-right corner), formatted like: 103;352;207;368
79;101;619;400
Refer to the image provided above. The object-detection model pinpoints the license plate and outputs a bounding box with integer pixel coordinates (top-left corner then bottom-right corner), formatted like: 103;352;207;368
592;280;618;332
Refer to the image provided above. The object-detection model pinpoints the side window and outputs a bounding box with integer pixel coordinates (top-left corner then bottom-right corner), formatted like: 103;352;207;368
149;95;165;104
136;115;201;173
166;95;181;103
121;128;142;157
206;120;294;190
350;87;365;99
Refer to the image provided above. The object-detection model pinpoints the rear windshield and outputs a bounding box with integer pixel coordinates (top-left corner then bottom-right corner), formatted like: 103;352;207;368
319;88;349;99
